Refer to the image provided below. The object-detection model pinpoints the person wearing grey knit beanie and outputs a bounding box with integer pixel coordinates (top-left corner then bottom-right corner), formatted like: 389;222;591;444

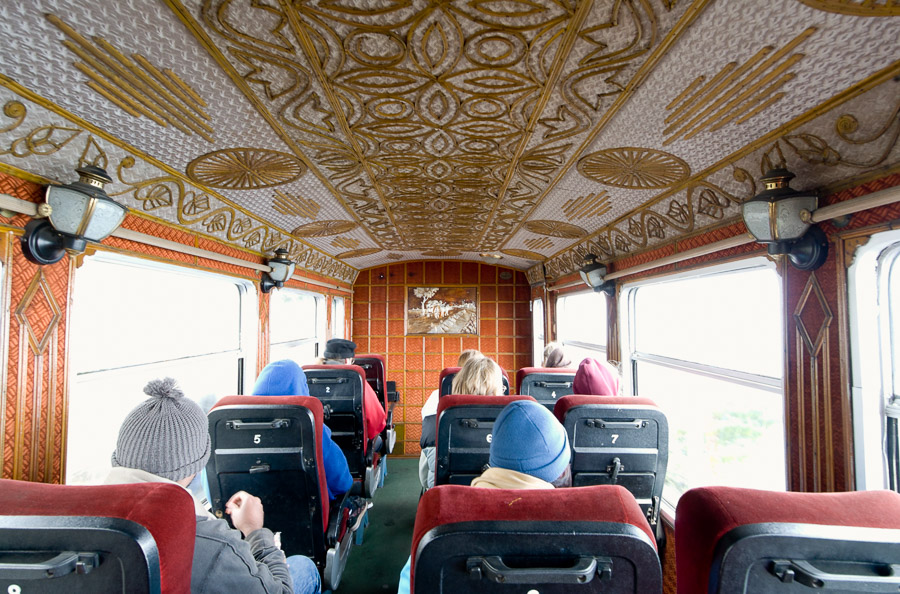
104;378;321;594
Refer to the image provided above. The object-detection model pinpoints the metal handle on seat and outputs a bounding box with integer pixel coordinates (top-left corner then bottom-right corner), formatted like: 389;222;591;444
309;377;348;384
771;560;900;590
466;555;610;584
586;419;646;429
0;551;100;579
535;381;573;388
226;419;290;430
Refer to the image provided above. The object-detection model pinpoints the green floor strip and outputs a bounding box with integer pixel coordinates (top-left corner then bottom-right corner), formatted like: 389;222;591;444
336;457;420;593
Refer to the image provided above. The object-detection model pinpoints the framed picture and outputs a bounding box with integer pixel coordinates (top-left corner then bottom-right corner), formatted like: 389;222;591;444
406;286;478;335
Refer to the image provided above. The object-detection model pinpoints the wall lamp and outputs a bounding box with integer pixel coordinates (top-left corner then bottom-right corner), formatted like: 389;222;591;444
579;253;615;296
260;247;295;293
21;165;127;265
741;168;828;271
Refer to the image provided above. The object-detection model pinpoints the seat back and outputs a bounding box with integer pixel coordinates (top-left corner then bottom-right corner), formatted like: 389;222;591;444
435;394;537;486
675;486;900;594
411;484;661;593
354;354;387;409
439;367;511;397
206;395;328;562
0;479;195;593
303;364;369;477
516;367;577;409
554;395;668;529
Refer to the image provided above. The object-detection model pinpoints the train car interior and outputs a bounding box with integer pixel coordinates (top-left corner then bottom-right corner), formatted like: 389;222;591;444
0;1;899;592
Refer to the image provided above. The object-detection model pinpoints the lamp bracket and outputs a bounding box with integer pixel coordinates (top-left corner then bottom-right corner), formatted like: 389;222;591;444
20;219;65;265
788;225;829;271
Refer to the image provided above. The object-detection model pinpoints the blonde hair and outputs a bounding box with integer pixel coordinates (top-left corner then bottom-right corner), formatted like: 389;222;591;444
451;357;504;396
457;349;483;367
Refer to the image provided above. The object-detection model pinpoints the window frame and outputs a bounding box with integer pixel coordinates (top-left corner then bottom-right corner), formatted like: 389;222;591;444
619;256;786;513
532;296;545;366
556;289;608;361
65;251;258;484
268;287;325;362
848;228;900;491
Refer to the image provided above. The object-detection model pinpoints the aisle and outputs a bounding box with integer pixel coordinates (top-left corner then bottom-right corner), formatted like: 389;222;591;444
336;457;420;593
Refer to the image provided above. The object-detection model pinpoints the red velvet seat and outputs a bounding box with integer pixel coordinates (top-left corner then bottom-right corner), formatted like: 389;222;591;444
675;486;900;593
206;395;358;590
303;364;385;497
516;366;577;409
0;479;195;593
554;395;668;538
438;366;510;397
434;394;537;486
411;484;661;593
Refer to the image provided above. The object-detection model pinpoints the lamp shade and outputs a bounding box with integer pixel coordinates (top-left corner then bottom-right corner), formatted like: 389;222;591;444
45;166;126;246
742;168;817;245
579;254;607;289
267;248;295;283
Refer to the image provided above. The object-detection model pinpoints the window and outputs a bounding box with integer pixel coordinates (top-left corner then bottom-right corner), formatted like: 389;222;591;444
848;229;900;491
269;288;322;365
532;297;544;366
66;253;256;485
332;296;345;339
622;259;784;511
556;291;607;363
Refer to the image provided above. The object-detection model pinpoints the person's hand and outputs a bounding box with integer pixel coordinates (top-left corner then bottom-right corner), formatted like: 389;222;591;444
225;491;264;537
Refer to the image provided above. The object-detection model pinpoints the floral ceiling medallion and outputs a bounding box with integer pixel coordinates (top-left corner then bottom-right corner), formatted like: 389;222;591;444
291;220;358;237
577;147;691;189
187;148;306;189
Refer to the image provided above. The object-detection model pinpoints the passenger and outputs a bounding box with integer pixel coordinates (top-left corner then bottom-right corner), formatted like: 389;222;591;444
572;357;621;396
398;400;571;592
418;349;483;490
419;356;506;489
541;341;572;368
253;359;352;500
104;378;320;594
320;338;388;440
450;356;505;397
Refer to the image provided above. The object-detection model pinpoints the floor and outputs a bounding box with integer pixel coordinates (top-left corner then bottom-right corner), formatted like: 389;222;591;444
334;457;420;593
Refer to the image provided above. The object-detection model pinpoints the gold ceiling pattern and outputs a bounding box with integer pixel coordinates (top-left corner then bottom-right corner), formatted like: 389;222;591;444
563;191;611;221
0;1;897;279
173;0;694;254
577;147;691;189
186;147;306;189
48;14;215;143
662;27;815;145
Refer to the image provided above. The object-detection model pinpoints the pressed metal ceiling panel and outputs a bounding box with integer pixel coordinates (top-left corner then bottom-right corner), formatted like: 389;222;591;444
0;0;897;282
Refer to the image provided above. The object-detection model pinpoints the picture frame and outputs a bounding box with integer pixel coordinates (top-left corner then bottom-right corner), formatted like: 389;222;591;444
405;286;478;335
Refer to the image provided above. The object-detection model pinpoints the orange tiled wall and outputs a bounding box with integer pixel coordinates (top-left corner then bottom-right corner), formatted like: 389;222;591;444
351;261;533;456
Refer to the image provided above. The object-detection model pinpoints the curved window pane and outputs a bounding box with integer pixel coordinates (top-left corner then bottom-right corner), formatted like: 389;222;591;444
557;291;607;347
70;259;241;373
270;289;317;345
634;267;782;377
637;361;786;505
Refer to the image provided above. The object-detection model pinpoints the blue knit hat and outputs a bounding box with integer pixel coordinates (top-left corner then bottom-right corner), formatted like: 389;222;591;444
489;400;571;483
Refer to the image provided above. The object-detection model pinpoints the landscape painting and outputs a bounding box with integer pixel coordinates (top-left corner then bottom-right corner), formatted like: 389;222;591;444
406;287;478;335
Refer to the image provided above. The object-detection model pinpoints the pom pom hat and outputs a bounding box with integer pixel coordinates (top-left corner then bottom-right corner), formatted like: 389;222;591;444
111;378;211;481
489;400;571;483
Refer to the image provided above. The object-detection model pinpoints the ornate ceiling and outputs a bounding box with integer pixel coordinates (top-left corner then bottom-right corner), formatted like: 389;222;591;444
0;0;897;284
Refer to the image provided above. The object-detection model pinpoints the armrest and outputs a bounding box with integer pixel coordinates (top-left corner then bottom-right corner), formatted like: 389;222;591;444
387;381;400;403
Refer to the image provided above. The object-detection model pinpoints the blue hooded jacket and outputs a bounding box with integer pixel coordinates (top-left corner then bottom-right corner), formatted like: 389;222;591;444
253;360;353;500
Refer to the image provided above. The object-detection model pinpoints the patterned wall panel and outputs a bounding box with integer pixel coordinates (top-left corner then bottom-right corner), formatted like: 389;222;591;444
351;261;532;456
0;174;71;483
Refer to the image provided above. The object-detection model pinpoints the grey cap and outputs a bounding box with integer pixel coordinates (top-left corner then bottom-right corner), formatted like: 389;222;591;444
111;378;211;481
